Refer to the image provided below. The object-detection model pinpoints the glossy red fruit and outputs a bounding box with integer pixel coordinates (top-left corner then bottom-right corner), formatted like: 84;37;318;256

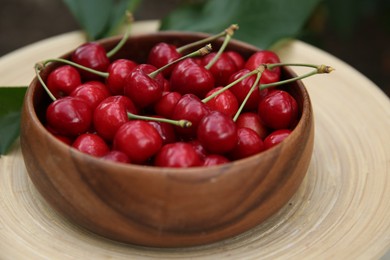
93;95;138;141
229;128;264;160
154;142;202;168
264;129;292;150
235;112;269;140
204;87;239;118
228;69;260;111
188;139;208;160
225;51;245;70
147;42;182;77
46;96;92;137
245;50;281;84
46;65;82;98
170;59;215;98
154;91;182;118
197;111;238;154
203;154;230;166
70;81;110;110
106;59;138;95
71;42;110;80
72;133;110;157
202;52;238;86
147;119;176;145
113;120;163;164
102;150;131;164
258;90;298;129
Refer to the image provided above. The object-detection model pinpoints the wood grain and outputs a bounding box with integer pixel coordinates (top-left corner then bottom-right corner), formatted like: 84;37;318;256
1;21;390;258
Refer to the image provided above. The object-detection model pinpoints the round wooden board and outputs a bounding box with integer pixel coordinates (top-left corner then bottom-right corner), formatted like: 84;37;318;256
1;21;389;259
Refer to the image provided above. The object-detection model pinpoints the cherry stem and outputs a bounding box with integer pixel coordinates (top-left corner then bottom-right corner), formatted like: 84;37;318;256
204;25;238;70
176;24;239;54
265;63;335;74
41;58;109;78
106;12;134;58
127;112;192;128
260;68;319;90
34;63;57;101
233;68;263;122
148;44;212;79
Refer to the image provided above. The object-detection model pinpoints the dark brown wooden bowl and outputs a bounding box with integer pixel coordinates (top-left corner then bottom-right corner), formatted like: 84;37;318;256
20;32;314;247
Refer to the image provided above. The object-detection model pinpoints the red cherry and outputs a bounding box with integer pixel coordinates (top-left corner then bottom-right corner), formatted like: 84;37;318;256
154;142;202;168
235;112;269;140
202;52;237;86
147;119;176;145
229;128;264;160
71;42;110;80
225;51;245;70
102;150;131;164
154;91;182;118
204;86;239;118
46;96;92;137
170;59;215;98
245;50;281;84
46;65;81;98
264;129;292;150
203;154;230;166
228;69;260;111
197;111;238;154
147;42;182;77
113;120;163;164
188;139;208;160
106;59;137;95
93;95;138;141
72;133;110;157
258;90;298;129
70;81;110;110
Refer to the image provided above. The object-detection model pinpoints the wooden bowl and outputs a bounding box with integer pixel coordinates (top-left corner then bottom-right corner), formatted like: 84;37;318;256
20;32;314;247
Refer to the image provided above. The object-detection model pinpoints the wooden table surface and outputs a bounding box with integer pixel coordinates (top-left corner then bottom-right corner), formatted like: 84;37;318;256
1;21;389;259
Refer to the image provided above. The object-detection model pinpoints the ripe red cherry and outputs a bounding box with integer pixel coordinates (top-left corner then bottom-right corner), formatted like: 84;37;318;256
70;81;110;110
170;58;215;98
258;90;298;129
204;87;239;118
203;154;229;166
245;50;281;84
46;96;92;137
197;111;238;154
154;91;182;118
202;52;237;86
93;95;138;141
102;150;131;164
46;65;82;98
113;120;163;164
235;112;269;140
154;142;202;168
106;59;137;95
147;42;182;77
71;42;110;80
225;51;245;70
147;119;176;145
72;133;110;157
229;128;264;160
264;129;292;150
228;69;260;111
188;139;208;160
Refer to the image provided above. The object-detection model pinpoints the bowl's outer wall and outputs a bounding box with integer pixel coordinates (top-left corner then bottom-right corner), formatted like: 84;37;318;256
20;32;314;247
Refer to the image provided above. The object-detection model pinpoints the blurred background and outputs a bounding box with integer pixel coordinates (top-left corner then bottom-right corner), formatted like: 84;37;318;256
0;0;389;97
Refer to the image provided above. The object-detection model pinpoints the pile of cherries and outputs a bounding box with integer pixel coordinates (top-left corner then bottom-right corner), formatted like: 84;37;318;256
38;27;300;168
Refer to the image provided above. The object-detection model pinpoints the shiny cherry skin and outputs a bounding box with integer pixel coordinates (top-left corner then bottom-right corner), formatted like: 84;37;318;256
264;129;292;150
46;65;82;98
106;59;138;95
102;150;131;164
204;86;239;118
46;96;92;137
170;58;215;98
93;95;138;141
70;81;110;110
258;90;298;129
154;142;202;168
147;119;176;145
153;91;182;118
225;51;245;70
72;133;110;157
188;139;208;160
245;50;281;84
197;111;238;154
235;112;269;140
203;154;230;166
228;69;260;111
113;120;163;164
229;127;264;160
71;42;110;80
202;52;238;86
147;42;182;77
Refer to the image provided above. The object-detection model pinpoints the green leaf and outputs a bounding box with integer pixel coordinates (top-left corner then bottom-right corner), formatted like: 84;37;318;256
0;87;27;155
62;0;141;40
160;0;321;49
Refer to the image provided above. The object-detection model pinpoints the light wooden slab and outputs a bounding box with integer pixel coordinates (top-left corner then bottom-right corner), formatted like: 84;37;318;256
1;21;389;259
